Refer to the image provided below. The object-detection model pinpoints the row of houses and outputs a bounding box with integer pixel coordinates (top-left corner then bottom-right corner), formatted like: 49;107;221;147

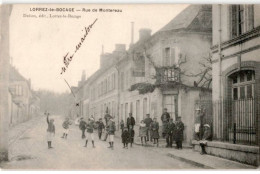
72;5;259;166
8;65;40;127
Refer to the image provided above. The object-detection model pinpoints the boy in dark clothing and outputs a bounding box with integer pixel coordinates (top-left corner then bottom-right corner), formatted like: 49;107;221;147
84;118;95;148
129;125;135;147
97;118;105;140
79;118;87;139
121;127;129;149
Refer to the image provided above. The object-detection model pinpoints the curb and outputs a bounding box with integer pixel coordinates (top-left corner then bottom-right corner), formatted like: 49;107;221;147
167;153;214;169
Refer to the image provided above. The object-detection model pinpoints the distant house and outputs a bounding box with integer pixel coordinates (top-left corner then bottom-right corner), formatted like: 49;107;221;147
8;65;40;126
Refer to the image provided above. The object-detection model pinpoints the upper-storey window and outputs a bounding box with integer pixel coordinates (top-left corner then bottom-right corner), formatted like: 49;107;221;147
163;46;180;67
15;85;23;96
230;5;254;39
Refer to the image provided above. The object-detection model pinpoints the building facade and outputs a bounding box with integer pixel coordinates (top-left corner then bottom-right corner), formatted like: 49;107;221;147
74;5;213;144
192;4;260;166
8;65;40;127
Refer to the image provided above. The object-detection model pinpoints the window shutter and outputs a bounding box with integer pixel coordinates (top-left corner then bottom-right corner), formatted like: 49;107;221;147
162;48;166;66
170;47;175;66
231;5;238;38
248;5;254;30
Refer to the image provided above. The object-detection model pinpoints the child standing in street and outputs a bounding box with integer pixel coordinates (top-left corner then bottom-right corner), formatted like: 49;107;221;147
107;117;116;150
61;117;71;139
84;118;95;148
139;120;147;146
46;113;55;149
121;127;129;149
97;118;105;140
129;125;135;147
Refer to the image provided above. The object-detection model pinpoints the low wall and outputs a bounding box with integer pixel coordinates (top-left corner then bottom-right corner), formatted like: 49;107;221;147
192;140;259;166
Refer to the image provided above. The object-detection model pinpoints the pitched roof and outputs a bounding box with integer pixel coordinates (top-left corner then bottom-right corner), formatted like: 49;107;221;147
159;5;212;32
9;65;27;82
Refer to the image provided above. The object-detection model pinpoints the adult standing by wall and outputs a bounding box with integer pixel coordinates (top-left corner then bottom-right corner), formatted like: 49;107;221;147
127;113;135;131
104;108;112;126
161;108;170;138
144;114;152;142
194;106;205;140
175;116;184;149
103;108;112;141
150;117;159;147
165;118;175;148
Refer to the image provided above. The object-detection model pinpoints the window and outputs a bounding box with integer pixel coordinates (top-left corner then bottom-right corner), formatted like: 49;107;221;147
163;47;177;66
121;72;124;91
230;70;255;100
164;47;170;66
15;85;23;96
112;73;116;89
136;100;140;123
230;5;254;38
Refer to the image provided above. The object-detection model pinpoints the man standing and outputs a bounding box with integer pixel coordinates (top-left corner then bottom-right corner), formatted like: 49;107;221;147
103;109;112;141
194;106;205;140
165;118;175;148
84;118;95;148
120;120;124;133
104;108;112;126
175;117;184;149
143;114;152;142
97;118;105;140
127;113;135;131
161;108;170;138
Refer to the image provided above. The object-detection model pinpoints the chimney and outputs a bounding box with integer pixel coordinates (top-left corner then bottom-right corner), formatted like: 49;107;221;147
139;28;152;41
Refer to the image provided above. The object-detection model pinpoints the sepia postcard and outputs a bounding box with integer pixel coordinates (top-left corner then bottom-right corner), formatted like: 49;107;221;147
0;3;259;170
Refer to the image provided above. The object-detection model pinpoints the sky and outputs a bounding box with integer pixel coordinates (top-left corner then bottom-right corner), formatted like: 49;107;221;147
10;4;189;93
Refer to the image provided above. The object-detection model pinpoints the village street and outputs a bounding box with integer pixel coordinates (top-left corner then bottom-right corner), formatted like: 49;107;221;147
1;115;200;170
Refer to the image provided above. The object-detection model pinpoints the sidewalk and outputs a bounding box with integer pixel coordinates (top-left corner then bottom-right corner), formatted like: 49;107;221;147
167;148;257;169
8;116;42;146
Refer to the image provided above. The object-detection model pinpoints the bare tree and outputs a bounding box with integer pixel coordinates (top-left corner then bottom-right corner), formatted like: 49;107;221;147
186;54;212;89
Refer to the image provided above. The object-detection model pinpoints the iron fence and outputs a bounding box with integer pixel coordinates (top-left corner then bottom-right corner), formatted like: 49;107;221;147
213;98;258;145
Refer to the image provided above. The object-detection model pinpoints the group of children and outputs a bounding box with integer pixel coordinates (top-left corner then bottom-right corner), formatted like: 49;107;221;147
121;125;135;148
120;118;160;148
45;113;167;150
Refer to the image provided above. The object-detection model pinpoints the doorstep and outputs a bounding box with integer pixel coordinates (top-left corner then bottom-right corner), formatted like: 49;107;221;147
167;149;257;169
